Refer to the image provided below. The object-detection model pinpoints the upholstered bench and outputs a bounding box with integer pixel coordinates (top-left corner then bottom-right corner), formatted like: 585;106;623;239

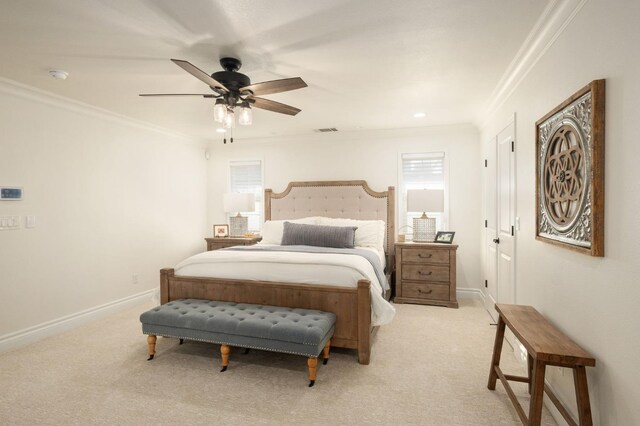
140;299;336;387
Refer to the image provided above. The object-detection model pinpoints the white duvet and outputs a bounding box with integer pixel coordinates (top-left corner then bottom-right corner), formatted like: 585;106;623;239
174;247;396;326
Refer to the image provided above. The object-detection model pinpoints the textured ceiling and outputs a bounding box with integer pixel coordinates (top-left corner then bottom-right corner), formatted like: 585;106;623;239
0;0;548;141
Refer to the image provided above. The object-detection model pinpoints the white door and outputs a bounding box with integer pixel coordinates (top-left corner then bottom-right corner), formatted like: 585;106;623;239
484;121;516;322
484;137;499;320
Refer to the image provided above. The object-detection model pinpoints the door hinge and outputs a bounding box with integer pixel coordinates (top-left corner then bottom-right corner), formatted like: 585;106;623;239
511;225;514;236
511;141;515;152
485;279;488;288
485;219;488;228
484;159;487;167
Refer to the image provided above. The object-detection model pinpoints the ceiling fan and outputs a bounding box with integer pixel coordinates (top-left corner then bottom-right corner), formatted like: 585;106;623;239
140;57;307;134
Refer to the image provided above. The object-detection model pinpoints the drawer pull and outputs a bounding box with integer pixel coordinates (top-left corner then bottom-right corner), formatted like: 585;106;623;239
418;289;433;294
418;271;433;276
418;253;433;258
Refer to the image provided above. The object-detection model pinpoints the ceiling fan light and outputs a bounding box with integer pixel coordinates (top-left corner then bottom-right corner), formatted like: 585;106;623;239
214;99;227;122
224;108;235;129
238;104;252;126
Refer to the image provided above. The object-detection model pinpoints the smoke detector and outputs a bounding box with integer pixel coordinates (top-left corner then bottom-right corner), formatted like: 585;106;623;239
48;69;69;80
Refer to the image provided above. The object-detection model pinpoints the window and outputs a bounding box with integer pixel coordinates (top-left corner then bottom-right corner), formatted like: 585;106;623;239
399;152;447;237
229;159;263;231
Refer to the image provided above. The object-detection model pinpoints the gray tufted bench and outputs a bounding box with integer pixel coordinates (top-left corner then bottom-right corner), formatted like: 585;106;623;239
140;299;336;386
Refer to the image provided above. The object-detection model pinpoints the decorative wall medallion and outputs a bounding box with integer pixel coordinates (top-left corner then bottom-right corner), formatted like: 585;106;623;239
535;80;605;256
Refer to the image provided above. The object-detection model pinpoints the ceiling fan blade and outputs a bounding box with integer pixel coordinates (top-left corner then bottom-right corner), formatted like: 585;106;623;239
241;77;307;96
248;96;301;116
139;93;216;97
171;59;229;93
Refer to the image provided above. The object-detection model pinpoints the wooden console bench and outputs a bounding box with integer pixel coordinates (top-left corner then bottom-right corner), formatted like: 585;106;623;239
487;304;596;426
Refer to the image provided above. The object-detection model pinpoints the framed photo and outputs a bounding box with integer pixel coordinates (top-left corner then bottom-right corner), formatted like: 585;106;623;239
213;224;229;238
535;79;605;256
434;231;455;244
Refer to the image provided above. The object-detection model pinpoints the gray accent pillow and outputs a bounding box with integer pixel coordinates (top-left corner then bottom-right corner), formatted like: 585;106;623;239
281;222;358;248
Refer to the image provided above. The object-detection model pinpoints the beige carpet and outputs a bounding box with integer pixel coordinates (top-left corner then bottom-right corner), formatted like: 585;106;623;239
0;298;556;425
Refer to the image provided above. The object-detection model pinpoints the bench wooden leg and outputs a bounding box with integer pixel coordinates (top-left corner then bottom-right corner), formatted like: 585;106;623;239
322;340;331;365
529;360;547;425
487;316;506;390
220;344;230;372
308;357;318;387
147;335;157;361
527;353;534;394
573;366;593;426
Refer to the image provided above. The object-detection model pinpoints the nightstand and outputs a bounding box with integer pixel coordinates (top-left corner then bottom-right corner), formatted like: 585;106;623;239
205;236;262;251
393;242;458;308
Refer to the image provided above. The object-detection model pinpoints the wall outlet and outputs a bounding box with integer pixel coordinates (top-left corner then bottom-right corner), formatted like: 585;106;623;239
132;274;139;285
518;343;527;362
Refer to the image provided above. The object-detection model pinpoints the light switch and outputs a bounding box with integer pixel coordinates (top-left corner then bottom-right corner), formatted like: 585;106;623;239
515;217;520;231
0;216;20;230
26;215;36;228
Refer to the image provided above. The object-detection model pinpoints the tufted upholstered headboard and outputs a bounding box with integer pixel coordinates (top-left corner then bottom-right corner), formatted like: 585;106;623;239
265;180;395;255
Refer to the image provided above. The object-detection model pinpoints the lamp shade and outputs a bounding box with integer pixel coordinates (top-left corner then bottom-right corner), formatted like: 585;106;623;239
223;193;256;213
407;189;444;213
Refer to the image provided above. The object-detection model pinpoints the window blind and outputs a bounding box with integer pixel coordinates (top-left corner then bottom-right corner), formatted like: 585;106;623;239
400;152;446;234
229;160;263;231
402;152;445;189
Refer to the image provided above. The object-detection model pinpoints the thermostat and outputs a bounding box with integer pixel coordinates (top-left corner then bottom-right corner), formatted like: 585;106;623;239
0;187;23;200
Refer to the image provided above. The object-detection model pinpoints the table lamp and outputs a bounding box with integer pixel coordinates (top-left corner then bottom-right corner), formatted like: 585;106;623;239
407;189;444;242
224;193;256;236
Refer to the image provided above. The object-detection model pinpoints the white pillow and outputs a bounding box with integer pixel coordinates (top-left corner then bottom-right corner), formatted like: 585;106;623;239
316;217;385;250
259;217;321;245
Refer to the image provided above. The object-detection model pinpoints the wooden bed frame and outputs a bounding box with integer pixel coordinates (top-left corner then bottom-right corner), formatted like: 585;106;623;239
160;180;395;365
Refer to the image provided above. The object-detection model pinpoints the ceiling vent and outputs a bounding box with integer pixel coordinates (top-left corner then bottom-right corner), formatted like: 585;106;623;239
314;127;338;133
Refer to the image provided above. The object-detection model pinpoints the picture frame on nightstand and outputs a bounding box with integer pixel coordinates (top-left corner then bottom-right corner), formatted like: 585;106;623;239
435;231;455;244
213;224;229;238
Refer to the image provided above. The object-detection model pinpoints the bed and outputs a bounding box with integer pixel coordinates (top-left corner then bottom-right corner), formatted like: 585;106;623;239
160;180;395;364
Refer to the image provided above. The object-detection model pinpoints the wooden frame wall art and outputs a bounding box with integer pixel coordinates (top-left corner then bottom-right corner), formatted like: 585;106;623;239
535;79;605;256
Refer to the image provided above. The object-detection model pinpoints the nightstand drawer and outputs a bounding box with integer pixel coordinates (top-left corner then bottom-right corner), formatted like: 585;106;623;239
401;282;450;301
401;263;449;283
401;247;450;264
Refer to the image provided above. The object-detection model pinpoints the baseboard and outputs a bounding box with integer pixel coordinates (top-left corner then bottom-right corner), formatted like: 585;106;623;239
509;333;573;425
457;287;485;302
0;289;155;354
543;380;573;425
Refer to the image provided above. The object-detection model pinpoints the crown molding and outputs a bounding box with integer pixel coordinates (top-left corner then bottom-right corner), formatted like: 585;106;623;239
478;0;590;129
0;77;207;146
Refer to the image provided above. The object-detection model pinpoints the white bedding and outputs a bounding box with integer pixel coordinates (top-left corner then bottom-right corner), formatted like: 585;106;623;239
174;247;396;326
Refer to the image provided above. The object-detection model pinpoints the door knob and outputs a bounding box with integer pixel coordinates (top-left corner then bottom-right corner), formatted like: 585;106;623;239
493;238;500;244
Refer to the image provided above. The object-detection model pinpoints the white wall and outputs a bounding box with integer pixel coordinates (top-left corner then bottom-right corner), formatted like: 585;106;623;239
481;0;640;423
206;125;482;291
0;81;208;344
